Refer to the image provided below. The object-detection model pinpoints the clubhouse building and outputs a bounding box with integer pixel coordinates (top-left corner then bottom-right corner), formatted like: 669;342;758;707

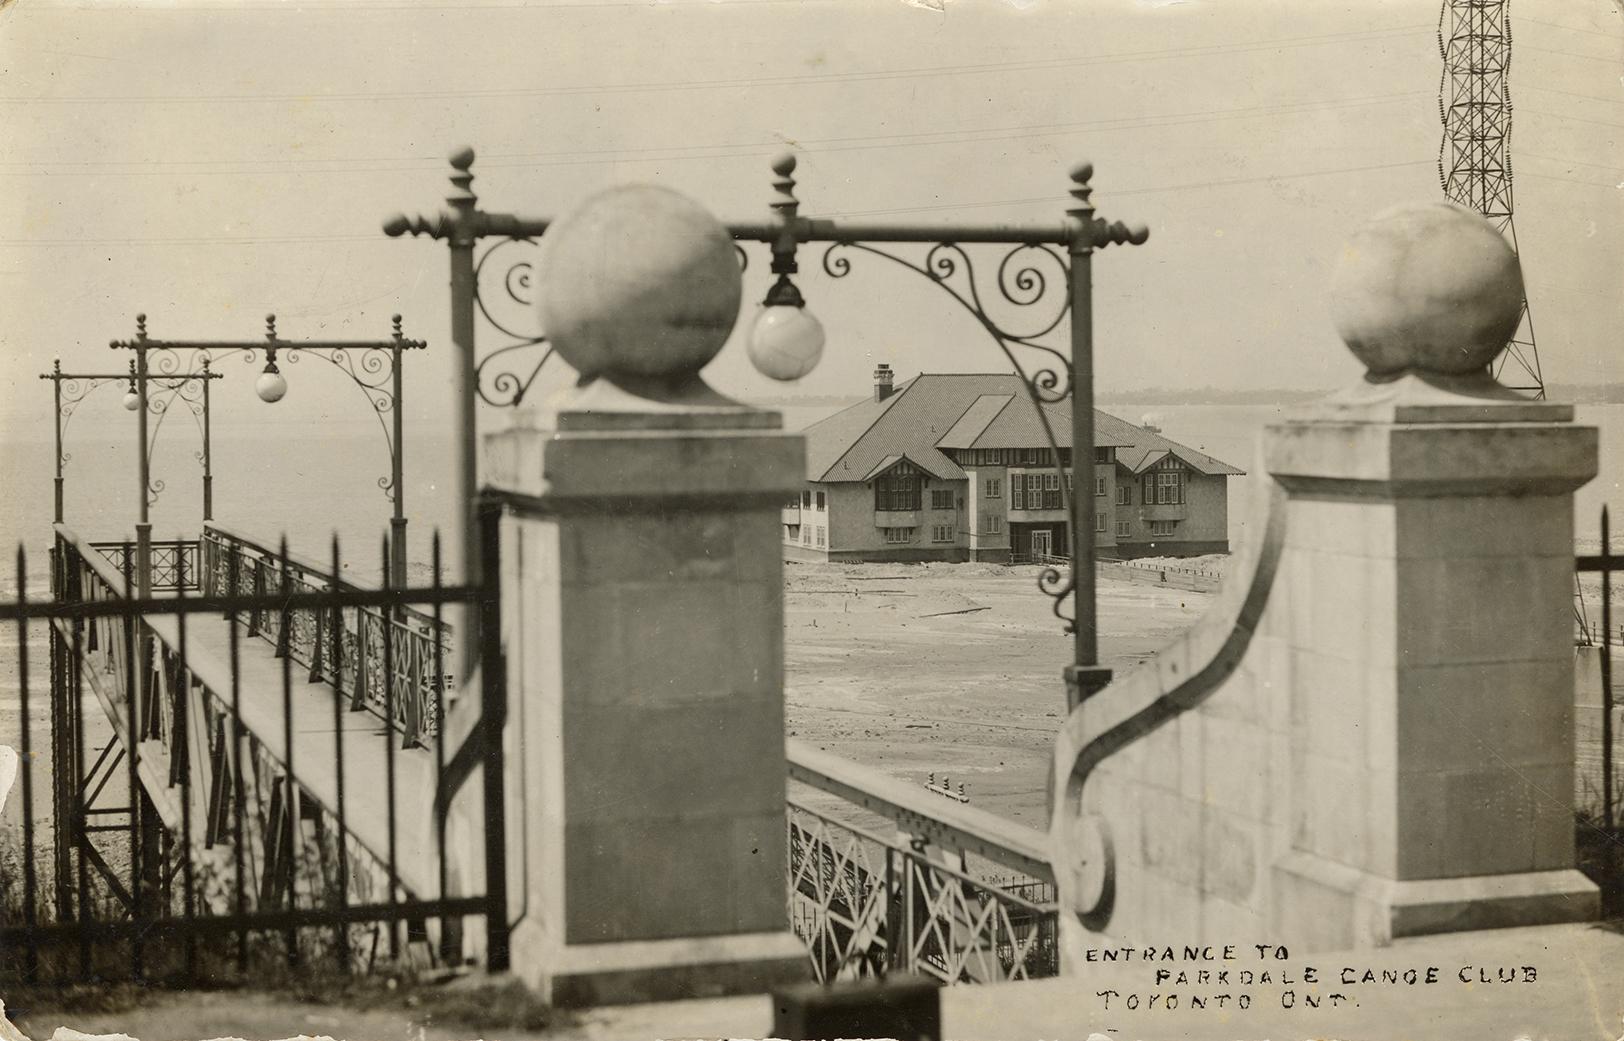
784;366;1244;563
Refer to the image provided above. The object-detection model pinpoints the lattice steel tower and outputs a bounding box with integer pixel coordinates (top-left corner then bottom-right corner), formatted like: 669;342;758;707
1438;0;1546;396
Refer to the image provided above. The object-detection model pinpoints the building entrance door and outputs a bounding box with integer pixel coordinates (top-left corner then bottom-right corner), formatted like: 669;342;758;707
1030;530;1052;558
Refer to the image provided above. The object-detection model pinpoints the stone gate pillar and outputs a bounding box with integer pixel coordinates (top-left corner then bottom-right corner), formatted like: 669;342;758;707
1051;201;1599;957
482;185;808;1004
1266;201;1601;939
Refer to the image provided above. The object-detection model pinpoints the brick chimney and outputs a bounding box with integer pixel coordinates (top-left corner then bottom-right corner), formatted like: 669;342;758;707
874;363;895;402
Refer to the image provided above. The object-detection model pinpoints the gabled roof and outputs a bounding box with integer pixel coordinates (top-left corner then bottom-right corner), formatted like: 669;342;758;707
973;393;1135;450
801;386;911;482
862;454;933;482
1095;410;1245;476
800;372;1244;482
803;375;1004;483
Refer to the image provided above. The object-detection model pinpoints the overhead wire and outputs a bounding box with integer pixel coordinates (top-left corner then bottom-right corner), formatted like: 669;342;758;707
0;159;1445;245
0;24;1434;106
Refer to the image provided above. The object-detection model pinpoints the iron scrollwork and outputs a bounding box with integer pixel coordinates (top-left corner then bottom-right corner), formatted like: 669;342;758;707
55;374;128;468
142;375;210;506
472;237;554;408
144;324;407;506
817;239;1079;632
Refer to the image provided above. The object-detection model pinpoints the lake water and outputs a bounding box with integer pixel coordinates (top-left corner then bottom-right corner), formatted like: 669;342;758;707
0;400;1618;596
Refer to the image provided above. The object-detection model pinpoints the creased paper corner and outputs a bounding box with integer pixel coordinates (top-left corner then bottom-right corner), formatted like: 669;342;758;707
0;744;18;815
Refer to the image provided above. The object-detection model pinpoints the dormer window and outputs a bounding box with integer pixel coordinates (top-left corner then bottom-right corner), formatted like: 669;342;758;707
1141;457;1187;505
874;462;922;511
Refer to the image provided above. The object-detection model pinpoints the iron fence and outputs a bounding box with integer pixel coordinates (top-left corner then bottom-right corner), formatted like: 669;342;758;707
91;540;201;594
1575;506;1620;835
786;802;1057;985
0;510;508;987
784;742;1057;985
200;524;452;749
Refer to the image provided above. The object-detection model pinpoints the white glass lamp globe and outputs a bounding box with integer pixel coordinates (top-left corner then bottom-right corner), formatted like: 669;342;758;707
748;304;825;381
122;389;140;411
256;368;288;404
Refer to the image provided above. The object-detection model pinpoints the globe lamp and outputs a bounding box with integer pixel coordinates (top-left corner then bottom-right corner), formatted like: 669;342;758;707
256;362;288;403
122;388;140;411
747;275;825;381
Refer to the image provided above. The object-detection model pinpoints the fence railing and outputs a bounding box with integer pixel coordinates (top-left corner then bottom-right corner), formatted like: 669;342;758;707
1102;557;1222;580
91;539;202;594
0;521;504;987
1575;506;1619;838
1007;553;1070;567
784;739;1058;984
200;524;452;749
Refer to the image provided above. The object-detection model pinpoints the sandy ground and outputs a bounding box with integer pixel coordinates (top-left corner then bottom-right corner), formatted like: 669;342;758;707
784;562;1212;831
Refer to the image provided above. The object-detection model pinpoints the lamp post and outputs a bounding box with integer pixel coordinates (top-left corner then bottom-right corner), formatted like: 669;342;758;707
110;313;426;591
383;149;1146;701
39;358;224;536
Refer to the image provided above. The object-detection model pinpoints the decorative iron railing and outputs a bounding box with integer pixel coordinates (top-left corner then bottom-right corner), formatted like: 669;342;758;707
199;524;452;749
784;740;1058;984
91;539;202;593
3;522;506;986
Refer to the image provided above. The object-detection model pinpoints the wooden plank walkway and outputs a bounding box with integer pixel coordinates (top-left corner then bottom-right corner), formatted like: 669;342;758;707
74;602;448;902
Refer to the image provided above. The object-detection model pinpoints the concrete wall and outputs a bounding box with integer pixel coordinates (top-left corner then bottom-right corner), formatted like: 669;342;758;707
964;464;1010;561
1115;467;1229;557
783;485;831;553
824;482;872;555
1049;391;1599;960
1181;472;1230;544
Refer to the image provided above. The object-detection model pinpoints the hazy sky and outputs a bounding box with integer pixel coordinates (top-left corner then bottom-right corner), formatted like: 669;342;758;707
1;0;1619;443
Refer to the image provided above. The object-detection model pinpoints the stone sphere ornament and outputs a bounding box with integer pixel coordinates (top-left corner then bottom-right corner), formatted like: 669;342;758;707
537;185;743;381
1328;201;1525;378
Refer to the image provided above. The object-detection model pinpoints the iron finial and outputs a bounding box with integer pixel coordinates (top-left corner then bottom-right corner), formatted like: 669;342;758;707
391;313;403;339
769;152;799;217
1068;162;1095;214
135;313;148;339
265;314;278;340
448;147;476;208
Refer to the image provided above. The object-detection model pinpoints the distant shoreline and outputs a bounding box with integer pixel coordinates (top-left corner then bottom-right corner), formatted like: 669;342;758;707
753;384;1624;408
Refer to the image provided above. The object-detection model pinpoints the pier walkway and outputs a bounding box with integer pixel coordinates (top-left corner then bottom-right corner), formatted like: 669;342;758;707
9;515;1063;989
